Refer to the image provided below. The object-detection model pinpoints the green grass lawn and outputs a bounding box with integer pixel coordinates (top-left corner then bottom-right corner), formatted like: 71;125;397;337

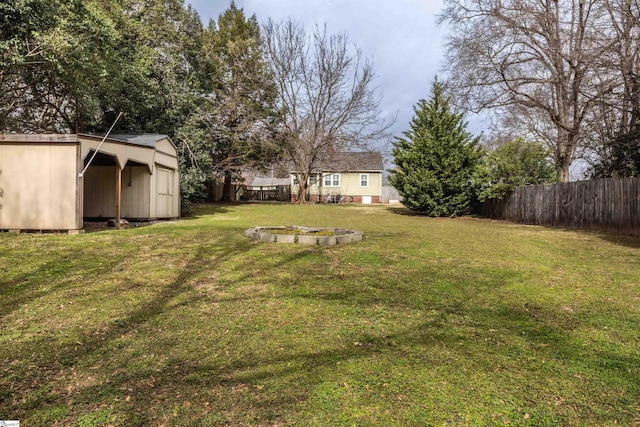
1;203;639;426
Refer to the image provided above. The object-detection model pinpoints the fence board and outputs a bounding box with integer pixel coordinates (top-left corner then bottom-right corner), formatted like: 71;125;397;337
482;178;640;236
382;185;402;203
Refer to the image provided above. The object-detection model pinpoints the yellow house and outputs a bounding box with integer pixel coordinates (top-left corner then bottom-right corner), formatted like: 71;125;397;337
0;133;179;233
290;152;384;204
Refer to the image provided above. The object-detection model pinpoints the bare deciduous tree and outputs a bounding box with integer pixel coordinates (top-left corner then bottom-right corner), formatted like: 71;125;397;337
585;0;640;176
605;0;640;129
262;19;391;203
440;0;613;181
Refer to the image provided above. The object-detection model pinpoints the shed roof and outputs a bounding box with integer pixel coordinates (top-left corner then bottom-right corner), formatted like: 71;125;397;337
0;133;178;172
0;134;79;143
0;133;172;149
105;134;171;148
249;177;291;187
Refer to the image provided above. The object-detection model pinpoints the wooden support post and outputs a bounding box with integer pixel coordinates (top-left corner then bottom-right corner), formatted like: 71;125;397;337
115;166;122;229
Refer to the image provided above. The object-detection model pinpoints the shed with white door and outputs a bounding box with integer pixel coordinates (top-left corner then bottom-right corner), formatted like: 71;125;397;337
0;133;180;233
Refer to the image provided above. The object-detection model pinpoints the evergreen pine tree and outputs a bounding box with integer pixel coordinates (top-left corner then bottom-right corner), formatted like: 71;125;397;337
390;80;483;216
176;1;280;202
479;137;557;200
207;2;280;201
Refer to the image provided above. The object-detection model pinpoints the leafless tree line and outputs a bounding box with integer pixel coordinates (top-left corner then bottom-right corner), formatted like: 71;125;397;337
441;0;640;181
262;19;392;202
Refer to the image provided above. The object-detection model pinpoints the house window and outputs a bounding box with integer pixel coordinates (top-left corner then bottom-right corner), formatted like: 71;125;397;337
360;174;369;187
292;173;320;185
323;173;340;187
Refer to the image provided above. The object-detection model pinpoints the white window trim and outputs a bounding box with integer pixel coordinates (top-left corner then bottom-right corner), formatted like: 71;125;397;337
309;173;320;186
323;173;341;187
292;173;322;186
359;173;369;188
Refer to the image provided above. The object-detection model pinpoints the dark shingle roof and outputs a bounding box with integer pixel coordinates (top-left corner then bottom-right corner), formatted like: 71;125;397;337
106;134;169;148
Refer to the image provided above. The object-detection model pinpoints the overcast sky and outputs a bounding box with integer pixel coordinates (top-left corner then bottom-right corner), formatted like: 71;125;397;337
186;0;487;150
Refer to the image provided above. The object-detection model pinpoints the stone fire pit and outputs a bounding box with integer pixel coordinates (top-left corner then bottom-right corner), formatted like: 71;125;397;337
244;226;364;246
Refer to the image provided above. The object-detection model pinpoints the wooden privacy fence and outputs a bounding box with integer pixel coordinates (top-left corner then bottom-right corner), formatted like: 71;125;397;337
382;185;402;203
482;177;640;236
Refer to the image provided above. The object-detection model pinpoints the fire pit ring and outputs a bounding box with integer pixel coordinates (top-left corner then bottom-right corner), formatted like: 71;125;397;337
244;226;364;246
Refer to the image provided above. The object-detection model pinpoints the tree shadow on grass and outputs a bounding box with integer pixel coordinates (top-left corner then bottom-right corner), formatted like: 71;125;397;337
593;230;640;249
0;249;128;320
28;288;637;425
384;205;423;216
452;213;640;250
3;233;639;425
1;237;325;424
189;203;237;215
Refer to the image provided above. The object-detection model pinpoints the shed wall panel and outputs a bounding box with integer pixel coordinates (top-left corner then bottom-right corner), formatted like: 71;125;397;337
84;165;153;219
121;166;150;219
150;164;158;218
155;139;177;156
154;151;179;170
0;143;79;230
83;166;116;218
172;167;180;216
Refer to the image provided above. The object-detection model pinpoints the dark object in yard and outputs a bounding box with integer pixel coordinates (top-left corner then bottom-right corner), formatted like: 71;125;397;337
324;194;345;203
107;218;129;228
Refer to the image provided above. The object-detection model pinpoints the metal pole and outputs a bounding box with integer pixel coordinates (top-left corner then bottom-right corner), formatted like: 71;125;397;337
78;112;123;178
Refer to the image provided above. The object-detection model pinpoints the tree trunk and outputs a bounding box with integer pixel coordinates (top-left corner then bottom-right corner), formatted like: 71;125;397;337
296;180;308;204
293;170;310;204
222;171;234;201
297;185;307;205
556;128;575;182
558;156;571;182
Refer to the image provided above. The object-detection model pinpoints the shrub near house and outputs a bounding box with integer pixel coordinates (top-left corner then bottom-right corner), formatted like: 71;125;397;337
290;152;384;203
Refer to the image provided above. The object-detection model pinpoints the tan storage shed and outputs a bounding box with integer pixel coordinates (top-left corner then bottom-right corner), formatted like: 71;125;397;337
0;133;180;233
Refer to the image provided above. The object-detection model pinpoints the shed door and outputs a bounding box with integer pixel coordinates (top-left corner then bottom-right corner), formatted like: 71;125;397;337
156;167;174;217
